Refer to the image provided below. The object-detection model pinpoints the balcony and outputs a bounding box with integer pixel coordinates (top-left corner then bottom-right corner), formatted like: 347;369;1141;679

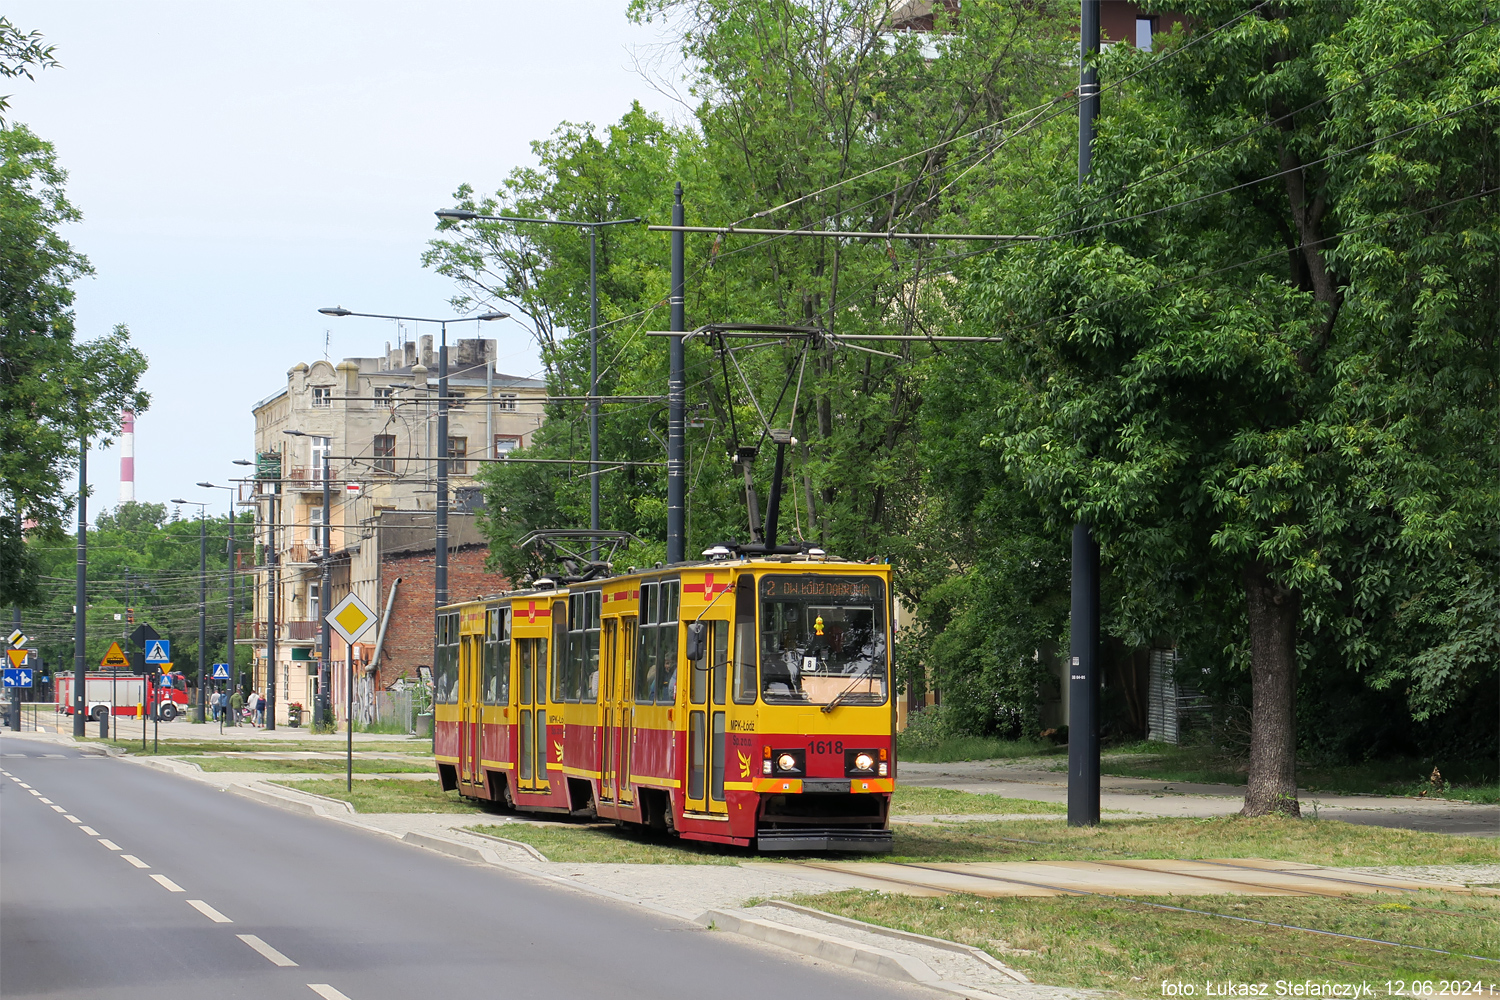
235;620;321;642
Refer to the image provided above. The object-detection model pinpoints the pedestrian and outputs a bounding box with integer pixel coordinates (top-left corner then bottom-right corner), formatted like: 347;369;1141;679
247;689;260;726
228;688;243;727
208;690;219;722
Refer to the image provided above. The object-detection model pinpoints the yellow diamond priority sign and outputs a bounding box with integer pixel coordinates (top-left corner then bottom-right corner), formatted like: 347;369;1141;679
326;593;377;644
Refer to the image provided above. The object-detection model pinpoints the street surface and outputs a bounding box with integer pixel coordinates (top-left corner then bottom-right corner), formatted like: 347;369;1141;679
0;733;931;1000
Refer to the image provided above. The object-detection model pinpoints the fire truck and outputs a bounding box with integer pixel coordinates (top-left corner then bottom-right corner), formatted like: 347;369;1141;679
56;670;191;722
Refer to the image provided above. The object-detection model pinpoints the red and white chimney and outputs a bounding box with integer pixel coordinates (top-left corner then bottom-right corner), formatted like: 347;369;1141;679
119;409;135;503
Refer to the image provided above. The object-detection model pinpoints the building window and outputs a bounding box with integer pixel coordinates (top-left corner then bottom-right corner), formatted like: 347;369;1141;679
1135;16;1154;52
308;506;324;545
311;386;332;408
494;435;522;457
373;387;395;407
311;437;331;479
373;434;395;473
496;393;517;412
447;436;467;476
309;582;320;621
448;391;465;409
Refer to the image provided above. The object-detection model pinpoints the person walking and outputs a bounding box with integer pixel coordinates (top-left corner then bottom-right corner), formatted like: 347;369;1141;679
228;688;244;727
208;689;219;722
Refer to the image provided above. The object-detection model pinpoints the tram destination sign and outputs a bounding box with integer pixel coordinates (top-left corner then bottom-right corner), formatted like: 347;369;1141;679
759;575;882;601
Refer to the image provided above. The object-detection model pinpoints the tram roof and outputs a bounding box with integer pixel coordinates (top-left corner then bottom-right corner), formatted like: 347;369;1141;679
440;552;889;610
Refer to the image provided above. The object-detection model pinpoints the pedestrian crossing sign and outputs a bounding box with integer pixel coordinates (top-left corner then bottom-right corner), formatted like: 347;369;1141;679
144;639;171;664
211;663;231;680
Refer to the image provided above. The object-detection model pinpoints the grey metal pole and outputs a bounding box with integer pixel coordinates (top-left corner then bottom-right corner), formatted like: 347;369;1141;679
346;638;354;791
1068;0;1102;827
319;452;331;728
436;322;449;607
195;509;206;723
225;497;234;734
265;490;277;730
589;226;600;559
666;183;686;565
73;429;87;737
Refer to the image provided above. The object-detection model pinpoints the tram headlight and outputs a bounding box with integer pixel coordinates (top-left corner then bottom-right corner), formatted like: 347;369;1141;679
777;754;798;773
771;748;805;776
854;753;875;772
844;748;880;777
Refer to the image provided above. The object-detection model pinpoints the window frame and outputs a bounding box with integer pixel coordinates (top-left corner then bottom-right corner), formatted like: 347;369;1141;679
372;433;396;473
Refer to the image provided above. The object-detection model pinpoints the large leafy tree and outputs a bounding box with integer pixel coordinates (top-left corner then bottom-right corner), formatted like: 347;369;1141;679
966;1;1498;813
0;23;150;607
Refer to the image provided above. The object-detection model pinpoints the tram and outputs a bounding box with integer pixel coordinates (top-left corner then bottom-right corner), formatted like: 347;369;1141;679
432;552;895;852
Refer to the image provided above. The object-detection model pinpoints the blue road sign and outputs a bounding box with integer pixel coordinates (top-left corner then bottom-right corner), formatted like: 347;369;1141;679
144;639;171;664
211;663;231;680
3;668;34;688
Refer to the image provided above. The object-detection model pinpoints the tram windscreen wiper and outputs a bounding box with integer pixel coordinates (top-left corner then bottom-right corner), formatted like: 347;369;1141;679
820;663;877;714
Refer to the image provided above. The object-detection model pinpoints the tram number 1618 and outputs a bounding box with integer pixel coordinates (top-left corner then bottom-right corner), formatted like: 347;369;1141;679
810;740;844;755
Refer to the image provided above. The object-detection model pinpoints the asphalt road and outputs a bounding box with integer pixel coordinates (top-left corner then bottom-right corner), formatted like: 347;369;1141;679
0;736;926;1000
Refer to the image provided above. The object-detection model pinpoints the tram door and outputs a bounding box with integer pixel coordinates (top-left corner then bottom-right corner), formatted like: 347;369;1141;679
600;618;618;801
516;637;549;793
613;616;636;806
460;635;483;786
685;620;730;815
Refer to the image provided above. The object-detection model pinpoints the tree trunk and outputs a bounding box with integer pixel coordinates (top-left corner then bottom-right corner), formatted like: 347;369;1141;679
1241;562;1301;817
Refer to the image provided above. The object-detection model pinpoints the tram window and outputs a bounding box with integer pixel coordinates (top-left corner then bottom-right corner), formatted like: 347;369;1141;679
711;620;729;706
657;581;679;705
434;612;460;704
710;711;726;801
758;575;887;707
732;582;757;704
564;591;602;703
482;606;511;704
536;710;549;777
518;637;546;705
548;601;564;704
584;591;601;702
635;618;658;703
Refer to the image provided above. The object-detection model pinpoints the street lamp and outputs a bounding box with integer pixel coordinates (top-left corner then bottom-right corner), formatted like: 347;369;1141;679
314;308;507;611
198;476;243;734
171;498;209;723
435;209;641;555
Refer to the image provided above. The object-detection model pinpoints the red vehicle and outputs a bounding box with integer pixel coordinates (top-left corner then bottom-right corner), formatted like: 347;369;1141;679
56;671;191;722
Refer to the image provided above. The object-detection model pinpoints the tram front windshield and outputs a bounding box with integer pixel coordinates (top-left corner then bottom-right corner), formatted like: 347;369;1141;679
759;575;887;706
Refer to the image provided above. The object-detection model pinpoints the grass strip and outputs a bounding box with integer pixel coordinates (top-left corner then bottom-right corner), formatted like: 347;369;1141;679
793;889;1498;996
897;735;1063;764
882;816;1498;866
891;786;1063;815
273;778;488;814
83;737;431;756
185;757;433;775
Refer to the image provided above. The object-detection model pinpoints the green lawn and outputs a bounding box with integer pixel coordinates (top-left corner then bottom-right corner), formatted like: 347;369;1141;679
273;778;489;814
880;815;1498;866
795;889;1499;997
897;735;1063;764
83;737;431;756
185;756;433;775
890;786;1064;815
1099;742;1499;803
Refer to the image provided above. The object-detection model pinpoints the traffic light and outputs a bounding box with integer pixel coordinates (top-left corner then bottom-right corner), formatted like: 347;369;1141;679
126;607;135;624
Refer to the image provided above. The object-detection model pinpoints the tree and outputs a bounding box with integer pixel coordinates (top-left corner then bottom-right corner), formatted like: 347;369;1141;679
0;22;150;607
966;1;1499;814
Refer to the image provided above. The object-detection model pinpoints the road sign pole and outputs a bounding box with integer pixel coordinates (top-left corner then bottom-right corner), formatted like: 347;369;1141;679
347;639;354;792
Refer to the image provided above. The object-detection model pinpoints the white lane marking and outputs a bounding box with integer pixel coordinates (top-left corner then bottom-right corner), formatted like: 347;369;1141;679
149;874;185;892
17;781;31;787
237;934;298;967
27;789;40;796
50;805;66;813
39;797;53;803
65;815;81;823
308;986;354;1000
186;899;233;923
120;854;150;868
80;825;99;835
43;753;64;758
99;839;121;850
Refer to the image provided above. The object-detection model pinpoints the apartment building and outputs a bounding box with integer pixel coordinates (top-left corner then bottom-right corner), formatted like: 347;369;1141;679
242;334;546;726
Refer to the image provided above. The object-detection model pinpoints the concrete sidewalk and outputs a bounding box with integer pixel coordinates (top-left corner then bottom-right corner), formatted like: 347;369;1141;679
900;759;1500;837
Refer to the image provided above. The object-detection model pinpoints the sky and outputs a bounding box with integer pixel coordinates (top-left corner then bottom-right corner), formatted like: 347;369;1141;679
6;1;688;520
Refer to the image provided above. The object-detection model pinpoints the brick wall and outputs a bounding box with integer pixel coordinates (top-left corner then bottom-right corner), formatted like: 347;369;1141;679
373;545;509;689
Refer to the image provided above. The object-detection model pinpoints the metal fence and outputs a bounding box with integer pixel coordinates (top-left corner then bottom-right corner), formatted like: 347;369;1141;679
372;688;414;733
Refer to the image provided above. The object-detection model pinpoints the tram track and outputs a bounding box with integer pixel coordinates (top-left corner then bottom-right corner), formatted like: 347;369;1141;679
794;860;1500;964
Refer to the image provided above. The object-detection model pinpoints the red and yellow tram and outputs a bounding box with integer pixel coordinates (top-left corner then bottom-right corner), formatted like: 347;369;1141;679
433;554;894;851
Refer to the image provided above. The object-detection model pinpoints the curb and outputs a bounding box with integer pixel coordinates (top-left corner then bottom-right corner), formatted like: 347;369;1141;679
761;900;1031;984
402;830;509;865
697;908;941;985
229;782;357;818
460;828;550;863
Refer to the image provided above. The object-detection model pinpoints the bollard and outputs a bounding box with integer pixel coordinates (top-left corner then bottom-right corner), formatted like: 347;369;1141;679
99;710;109;739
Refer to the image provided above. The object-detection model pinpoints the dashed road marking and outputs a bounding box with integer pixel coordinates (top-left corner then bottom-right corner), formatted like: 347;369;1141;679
43;753;64;758
80;825;99;835
149;874;185;892
99;839;121;850
27;789;40;796
19;782;33;788
121;854;149;869
64;815;81;823
308;986;354;1000
50;805;66;813
237;934;298;967
39;796;53;803
187;899;233;923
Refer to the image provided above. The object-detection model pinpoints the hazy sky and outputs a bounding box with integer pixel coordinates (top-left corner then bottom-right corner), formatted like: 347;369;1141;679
6;1;687;518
